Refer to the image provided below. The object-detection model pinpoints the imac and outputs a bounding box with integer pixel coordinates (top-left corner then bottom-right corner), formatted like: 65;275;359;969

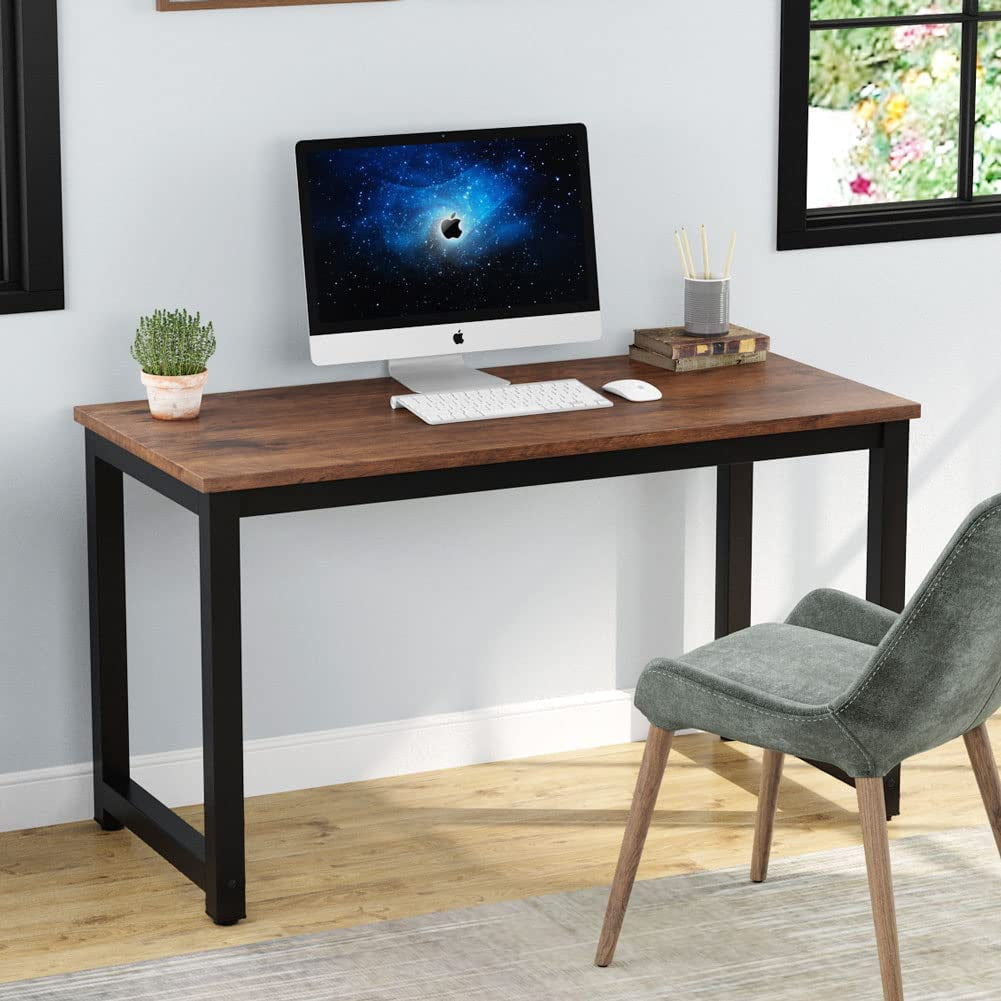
296;123;601;393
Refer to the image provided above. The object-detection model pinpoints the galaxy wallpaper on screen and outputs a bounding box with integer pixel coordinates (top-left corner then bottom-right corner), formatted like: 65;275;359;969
302;134;594;330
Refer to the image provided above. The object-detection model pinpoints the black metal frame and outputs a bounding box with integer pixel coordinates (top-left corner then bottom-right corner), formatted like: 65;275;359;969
0;0;63;312
778;1;1001;250
85;419;910;924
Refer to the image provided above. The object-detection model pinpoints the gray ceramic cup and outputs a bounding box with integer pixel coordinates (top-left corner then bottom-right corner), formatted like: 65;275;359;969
684;277;731;336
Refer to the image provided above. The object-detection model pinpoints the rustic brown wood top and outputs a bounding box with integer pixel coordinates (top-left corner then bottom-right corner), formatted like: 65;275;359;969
74;355;921;494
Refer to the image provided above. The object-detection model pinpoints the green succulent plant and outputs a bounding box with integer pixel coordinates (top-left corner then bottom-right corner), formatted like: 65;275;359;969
131;308;216;377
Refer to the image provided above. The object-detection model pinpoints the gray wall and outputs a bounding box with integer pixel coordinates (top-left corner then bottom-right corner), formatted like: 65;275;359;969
2;0;998;776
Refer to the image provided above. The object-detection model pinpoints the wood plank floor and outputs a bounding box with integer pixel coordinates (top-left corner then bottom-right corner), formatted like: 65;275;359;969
2;721;998;985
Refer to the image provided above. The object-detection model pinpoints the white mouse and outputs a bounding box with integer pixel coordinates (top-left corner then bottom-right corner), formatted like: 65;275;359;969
602;379;663;403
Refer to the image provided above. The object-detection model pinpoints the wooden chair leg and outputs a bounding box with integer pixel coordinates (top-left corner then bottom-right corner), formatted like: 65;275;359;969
963;723;1001;859
857;777;904;1001
595;725;673;968
750;750;784;883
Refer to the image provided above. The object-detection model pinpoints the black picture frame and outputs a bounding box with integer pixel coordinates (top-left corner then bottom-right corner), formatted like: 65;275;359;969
0;0;63;314
778;1;1001;251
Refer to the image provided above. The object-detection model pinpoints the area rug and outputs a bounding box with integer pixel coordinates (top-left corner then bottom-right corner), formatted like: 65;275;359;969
6;826;1001;1000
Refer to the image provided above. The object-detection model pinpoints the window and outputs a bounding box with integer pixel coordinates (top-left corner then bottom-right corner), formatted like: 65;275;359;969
0;0;62;313
778;1;1001;249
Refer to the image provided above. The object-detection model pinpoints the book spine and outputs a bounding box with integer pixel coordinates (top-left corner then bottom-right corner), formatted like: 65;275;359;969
632;333;681;359
672;335;769;360
630;345;769;372
674;351;767;373
633;331;769;360
629;345;678;370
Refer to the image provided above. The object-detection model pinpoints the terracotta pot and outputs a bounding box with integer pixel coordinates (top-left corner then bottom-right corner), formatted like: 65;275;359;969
140;370;208;420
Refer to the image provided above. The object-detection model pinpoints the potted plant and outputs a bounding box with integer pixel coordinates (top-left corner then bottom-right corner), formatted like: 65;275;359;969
131;308;216;420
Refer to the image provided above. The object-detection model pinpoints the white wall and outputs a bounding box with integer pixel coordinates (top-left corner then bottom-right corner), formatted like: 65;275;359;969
2;0;999;798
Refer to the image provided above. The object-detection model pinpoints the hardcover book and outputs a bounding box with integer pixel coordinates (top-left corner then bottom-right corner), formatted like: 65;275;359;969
633;324;770;361
629;345;768;373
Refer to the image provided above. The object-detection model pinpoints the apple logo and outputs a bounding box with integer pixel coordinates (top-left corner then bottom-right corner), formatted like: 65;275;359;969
453;330;464;345
441;213;463;240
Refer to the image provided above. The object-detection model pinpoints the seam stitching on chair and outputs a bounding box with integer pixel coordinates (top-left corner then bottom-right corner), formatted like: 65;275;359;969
644;666;833;722
829;710;874;774
839;504;1001;714
790;590;896;646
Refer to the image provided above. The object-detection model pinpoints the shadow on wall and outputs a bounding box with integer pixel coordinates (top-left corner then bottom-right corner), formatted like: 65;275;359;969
122;476;634;760
615;472;687;695
808;373;1001;595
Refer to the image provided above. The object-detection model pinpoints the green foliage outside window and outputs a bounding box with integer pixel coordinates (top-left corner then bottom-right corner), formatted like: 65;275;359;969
811;1;960;21
809;9;1001;202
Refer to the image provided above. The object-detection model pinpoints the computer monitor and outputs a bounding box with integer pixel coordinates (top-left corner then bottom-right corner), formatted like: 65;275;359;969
295;123;601;392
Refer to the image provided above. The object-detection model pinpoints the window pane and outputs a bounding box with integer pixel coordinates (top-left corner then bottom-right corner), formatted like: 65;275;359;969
811;1;961;19
975;22;1001;195
808;24;961;207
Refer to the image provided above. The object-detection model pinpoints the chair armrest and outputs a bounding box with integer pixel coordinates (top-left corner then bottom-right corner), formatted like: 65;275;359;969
786;588;899;647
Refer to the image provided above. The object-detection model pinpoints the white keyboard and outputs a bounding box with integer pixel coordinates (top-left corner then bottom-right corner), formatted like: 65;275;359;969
390;379;613;426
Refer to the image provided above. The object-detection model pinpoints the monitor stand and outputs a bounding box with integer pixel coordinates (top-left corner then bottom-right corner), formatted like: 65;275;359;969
389;354;511;394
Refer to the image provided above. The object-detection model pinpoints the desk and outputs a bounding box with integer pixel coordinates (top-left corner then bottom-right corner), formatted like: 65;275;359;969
75;354;920;924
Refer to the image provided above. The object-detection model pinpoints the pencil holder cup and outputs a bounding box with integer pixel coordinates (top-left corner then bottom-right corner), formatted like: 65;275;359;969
684;277;731;336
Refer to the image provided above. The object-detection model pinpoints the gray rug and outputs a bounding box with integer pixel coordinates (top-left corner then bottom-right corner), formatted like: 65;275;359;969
7;826;1001;1000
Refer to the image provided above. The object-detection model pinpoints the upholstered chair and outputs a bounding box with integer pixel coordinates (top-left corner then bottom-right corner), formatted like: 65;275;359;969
596;494;1001;1001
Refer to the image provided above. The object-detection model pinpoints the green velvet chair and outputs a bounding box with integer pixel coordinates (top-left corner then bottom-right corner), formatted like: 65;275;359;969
596;494;1001;1001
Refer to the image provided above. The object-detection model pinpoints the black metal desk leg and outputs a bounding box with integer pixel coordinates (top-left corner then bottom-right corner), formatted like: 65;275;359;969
715;463;754;744
86;435;129;831
867;420;910;820
867;421;909;614
199;493;246;925
716;463;754;639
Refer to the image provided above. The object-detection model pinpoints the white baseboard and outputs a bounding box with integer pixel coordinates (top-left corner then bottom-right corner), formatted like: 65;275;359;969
0;689;650;833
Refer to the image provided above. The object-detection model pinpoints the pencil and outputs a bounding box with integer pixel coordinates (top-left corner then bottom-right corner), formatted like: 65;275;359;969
681;228;696;280
700;224;711;280
674;231;691;279
724;231;737;279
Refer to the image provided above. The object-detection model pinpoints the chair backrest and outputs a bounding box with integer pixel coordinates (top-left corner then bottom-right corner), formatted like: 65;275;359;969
834;493;1001;776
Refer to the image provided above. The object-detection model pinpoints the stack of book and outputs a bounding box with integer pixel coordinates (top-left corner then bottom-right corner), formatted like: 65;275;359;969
630;324;769;373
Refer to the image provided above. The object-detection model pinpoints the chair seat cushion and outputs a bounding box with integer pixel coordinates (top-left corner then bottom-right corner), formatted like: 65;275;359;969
634;623;878;775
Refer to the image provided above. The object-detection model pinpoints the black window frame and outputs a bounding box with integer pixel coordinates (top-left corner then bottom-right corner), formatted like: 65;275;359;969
0;0;62;313
779;1;1001;250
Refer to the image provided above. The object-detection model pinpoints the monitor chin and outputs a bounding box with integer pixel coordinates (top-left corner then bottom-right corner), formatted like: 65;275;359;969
308;310;602;369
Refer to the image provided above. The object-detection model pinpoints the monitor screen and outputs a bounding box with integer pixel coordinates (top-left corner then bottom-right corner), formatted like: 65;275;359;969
296;124;599;336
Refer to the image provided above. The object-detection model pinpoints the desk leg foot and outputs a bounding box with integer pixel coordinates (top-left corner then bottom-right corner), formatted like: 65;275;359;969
200;494;247;926
95;813;125;832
